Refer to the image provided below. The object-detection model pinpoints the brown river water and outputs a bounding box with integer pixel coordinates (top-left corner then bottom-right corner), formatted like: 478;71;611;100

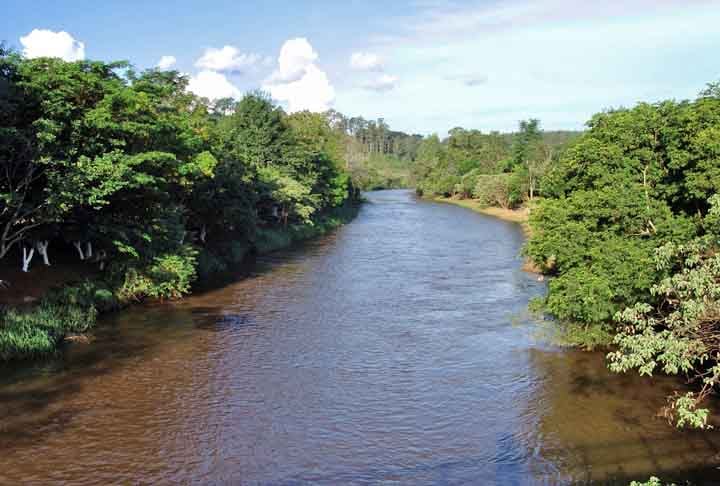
1;189;719;485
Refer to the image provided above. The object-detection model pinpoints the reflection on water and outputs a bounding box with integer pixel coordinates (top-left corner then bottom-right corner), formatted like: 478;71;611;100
0;190;718;485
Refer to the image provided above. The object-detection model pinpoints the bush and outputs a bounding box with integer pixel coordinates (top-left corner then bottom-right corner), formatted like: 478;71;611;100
454;169;482;199
114;246;198;301
474;174;511;208
45;280;119;312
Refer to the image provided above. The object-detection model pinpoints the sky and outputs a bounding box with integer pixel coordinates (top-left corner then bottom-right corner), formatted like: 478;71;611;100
3;0;720;135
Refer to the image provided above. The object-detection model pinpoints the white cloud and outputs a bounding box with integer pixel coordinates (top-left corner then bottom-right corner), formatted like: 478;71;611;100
19;29;85;61
350;52;383;71
266;65;335;112
195;45;261;72
263;38;335;112
271;37;319;83
156;55;177;70
363;74;399;92
187;70;241;99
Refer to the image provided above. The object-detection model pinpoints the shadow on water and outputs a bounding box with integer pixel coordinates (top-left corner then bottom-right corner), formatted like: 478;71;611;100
525;347;720;485
0;223;352;461
0;329;157;451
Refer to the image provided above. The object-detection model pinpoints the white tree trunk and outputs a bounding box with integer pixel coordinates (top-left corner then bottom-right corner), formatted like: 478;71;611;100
36;240;50;266
97;250;108;270
22;246;35;272
86;241;93;258
200;225;207;243
73;241;85;260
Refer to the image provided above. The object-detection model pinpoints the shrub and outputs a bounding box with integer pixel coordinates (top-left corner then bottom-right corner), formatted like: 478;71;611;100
45;280;119;312
474;174;511;208
114;246;198;301
454;169;482;199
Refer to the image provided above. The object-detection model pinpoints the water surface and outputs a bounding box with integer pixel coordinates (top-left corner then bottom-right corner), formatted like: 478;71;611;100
1;190;718;484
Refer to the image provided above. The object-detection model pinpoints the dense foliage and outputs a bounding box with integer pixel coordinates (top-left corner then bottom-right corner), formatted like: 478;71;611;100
0;49;359;359
412;123;579;206
526;84;720;427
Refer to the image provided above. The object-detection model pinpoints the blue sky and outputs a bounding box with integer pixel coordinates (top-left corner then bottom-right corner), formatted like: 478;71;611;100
3;0;720;135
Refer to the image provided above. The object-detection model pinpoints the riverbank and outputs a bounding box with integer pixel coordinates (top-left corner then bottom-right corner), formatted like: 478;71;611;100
432;197;530;234
0;203;361;362
431;197;539;273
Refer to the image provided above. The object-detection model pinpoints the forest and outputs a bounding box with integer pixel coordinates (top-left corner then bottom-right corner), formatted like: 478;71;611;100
0;49;359;360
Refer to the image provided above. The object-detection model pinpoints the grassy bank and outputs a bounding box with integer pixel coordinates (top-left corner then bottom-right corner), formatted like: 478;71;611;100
0;202;361;362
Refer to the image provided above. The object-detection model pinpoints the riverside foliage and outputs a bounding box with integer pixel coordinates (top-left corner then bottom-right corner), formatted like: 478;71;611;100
0;48;359;359
526;83;720;427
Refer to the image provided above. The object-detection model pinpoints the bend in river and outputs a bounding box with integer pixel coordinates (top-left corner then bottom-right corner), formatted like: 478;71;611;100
1;190;719;484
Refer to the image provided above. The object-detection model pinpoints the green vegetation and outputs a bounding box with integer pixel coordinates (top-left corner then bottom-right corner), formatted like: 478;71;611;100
348;153;415;190
630;478;676;486
526;83;720;428
0;47;359;360
325;111;422;190
413;123;579;205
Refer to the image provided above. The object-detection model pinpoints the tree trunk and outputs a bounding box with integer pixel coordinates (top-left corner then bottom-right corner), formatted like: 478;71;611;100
22;246;35;272
73;241;85;260
36;240;50;266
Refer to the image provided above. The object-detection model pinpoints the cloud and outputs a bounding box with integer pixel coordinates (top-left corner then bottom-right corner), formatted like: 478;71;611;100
363;74;399;92
380;0;712;44
350;52;383;71
195;45;261;72
266;64;335;112
187;70;241;99
263;38;335;112
270;37;319;83
19;29;85;61
156;55;177;70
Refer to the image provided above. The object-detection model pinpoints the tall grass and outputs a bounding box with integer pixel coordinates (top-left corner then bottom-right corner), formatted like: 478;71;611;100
0;303;97;360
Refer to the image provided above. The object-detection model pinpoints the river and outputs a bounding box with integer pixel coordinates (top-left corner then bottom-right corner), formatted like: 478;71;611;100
1;189;719;485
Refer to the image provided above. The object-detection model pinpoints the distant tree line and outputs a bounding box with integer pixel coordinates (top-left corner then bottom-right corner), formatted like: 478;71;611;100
412;120;579;206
